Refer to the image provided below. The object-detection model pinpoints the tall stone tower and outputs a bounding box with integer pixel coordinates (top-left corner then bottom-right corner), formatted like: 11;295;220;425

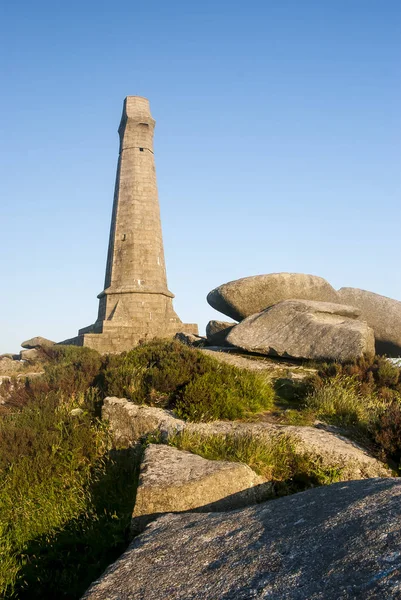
65;96;198;352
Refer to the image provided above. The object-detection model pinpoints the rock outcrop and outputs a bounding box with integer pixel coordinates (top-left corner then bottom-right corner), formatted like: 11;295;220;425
132;444;267;533
226;299;375;362
102;398;390;480
338;287;401;357
82;478;401;600
21;336;55;349
205;320;235;346
207;273;339;321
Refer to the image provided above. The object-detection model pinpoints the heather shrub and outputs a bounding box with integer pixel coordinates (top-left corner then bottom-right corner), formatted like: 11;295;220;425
373;400;401;466
101;339;274;421
314;355;401;397
0;391;140;599
41;345;103;395
304;374;401;464
305;376;372;428
163;430;344;495
0;392;106;595
101;339;212;405
375;358;400;387
175;368;274;422
2;346;103;412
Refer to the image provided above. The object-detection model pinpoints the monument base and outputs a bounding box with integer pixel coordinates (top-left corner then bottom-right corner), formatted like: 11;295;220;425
59;322;199;354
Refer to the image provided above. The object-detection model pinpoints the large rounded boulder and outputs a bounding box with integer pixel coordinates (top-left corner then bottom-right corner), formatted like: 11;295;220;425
207;273;339;321
338;288;401;357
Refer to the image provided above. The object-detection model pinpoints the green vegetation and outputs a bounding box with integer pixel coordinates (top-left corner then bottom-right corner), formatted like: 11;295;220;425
0;348;142;599
0;341;400;598
101;339;275;421
311;354;401;399
0;340;276;597
304;376;401;465
374;400;401;464
4;340;275;423
305;376;383;429
0;345;102;414
161;429;344;495
274;354;401;467
0;390;140;598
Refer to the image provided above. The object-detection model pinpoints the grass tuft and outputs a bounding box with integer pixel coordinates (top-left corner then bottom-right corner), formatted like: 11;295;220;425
161;429;345;497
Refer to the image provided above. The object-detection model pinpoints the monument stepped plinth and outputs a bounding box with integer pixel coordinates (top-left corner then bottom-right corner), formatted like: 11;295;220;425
62;96;197;352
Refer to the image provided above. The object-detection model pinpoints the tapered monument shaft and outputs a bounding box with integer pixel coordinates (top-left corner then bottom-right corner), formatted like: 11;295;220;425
102;96;172;298
96;96;176;329
63;96;198;352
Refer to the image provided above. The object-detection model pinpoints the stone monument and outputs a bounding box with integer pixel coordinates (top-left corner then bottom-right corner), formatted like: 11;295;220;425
63;96;198;352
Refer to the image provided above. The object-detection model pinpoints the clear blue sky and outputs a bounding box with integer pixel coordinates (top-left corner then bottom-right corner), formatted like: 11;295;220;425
1;0;400;353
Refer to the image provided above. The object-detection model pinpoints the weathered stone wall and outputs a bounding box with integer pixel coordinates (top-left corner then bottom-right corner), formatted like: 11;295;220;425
63;322;198;354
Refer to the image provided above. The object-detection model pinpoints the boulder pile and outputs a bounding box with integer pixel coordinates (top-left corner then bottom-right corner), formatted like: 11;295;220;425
206;273;401;360
20;336;55;361
0;335;56;364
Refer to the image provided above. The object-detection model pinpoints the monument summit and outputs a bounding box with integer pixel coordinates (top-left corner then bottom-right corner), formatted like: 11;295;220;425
64;96;198;352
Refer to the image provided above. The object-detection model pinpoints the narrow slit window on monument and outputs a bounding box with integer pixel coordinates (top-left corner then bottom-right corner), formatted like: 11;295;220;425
139;148;144;152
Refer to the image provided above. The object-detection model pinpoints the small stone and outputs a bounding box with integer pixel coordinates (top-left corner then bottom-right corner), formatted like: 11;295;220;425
70;408;84;417
174;332;207;347
206;320;235;346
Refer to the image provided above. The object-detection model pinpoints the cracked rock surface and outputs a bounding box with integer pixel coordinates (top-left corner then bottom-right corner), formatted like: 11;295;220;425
82;478;401;600
103;398;391;480
227;299;375;362
132;444;268;533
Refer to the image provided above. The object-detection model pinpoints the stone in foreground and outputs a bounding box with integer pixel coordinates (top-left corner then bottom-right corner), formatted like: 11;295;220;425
206;320;235;346
103;398;390;480
82;478;401;600
132;444;267;534
207;272;339;321
338;287;401;357
21;336;55;349
227;299;374;362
